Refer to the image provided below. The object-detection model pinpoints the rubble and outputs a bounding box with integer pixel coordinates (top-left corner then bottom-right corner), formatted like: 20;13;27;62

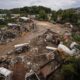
0;67;13;80
63;31;72;42
30;29;61;55
7;43;30;55
46;42;80;56
46;46;57;51
58;43;76;56
70;42;78;49
0;21;79;80
0;29;17;44
0;20;37;45
19;17;30;22
25;70;40;80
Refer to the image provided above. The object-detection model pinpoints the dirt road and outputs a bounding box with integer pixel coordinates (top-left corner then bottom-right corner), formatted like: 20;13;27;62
0;21;67;55
12;62;26;80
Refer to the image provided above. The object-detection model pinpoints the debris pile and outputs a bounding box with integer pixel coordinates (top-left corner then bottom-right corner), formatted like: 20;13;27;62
0;30;16;44
0;21;37;44
7;43;30;55
0;67;13;80
30;29;61;55
0;26;80;80
0;55;11;68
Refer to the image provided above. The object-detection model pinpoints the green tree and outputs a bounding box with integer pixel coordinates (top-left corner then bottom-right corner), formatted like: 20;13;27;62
51;11;57;21
38;10;48;20
61;57;80;80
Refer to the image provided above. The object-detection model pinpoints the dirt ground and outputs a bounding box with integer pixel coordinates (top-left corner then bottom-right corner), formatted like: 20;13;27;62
12;62;27;80
0;21;68;56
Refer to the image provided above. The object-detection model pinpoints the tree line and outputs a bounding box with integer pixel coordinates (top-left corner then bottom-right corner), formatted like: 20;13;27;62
0;6;80;26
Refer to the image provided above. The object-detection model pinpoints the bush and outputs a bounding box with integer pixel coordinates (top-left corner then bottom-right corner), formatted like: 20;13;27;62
72;33;80;42
38;10;48;20
61;57;80;80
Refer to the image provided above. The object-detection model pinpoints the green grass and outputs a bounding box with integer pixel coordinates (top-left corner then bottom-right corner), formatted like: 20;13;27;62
0;25;6;28
72;33;80;42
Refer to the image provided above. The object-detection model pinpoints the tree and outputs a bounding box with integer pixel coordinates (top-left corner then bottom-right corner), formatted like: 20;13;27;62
61;57;80;80
51;11;57;21
38;10;48;20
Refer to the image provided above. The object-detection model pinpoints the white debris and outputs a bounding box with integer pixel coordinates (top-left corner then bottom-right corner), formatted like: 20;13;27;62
14;43;29;48
0;67;12;77
20;17;30;21
58;44;76;56
8;23;18;26
46;46;57;51
70;42;78;49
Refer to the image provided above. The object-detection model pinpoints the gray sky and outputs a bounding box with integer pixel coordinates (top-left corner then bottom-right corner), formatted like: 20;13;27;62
0;0;80;10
